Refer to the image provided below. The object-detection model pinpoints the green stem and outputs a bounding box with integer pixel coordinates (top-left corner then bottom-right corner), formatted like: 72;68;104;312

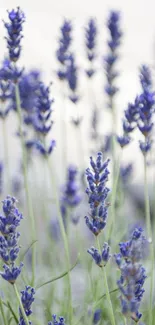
144;154;154;325
96;236;116;325
13;283;30;325
0;298;7;325
15;84;36;286
108;149;122;241
46;156;72;323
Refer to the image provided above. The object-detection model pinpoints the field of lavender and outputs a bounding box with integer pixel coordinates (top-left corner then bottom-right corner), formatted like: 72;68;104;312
0;6;154;325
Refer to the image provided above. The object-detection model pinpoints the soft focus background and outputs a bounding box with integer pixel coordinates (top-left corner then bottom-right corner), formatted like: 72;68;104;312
0;1;155;178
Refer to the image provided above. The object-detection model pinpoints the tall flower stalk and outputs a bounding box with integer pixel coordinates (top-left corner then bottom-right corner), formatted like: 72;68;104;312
137;65;155;325
3;7;36;285
85;152;116;325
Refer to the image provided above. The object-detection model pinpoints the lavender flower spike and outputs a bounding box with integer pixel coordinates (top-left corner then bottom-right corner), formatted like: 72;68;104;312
48;314;66;325
104;10;122;108
19;285;35;325
0;196;23;283
85;18;97;78
85;152;110;236
88;242;111;267
4;7;25;62
114;227;147;322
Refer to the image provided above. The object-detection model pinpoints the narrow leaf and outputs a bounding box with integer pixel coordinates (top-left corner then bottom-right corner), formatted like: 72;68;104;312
7;301;18;324
36;254;79;290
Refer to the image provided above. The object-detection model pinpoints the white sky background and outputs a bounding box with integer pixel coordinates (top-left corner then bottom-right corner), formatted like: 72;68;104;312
0;0;155;181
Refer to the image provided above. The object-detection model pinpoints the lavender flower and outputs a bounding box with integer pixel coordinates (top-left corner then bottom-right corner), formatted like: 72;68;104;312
0;58;24;83
120;163;133;186
85;18;97;78
85;152;110;236
0;196;23;283
32;82;55;156
4;7;25;62
88;242;111;266
104;11;122;108
66;54;79;104
61;165;82;224
0;60;13;119
56;20;72;80
19;286;35;325
117;99;139;148
137;65;155;154
114;228;147;322
48;314;66;325
93;309;102;324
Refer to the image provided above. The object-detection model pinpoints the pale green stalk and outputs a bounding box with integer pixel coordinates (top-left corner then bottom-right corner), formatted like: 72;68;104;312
0;298;7;325
15;84;36;286
144;153;154;325
107;149;122;241
96;236;116;325
47;155;72;323
13;283;30;325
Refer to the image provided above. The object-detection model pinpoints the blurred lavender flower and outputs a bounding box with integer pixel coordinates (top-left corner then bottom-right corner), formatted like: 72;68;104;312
85;152;110;235
137;65;155;155
0;60;14;119
66;54;79;104
0;58;24;83
88;242;111;266
104;10;122;108
120;163;133;186
0;163;3;195
0;196;23;283
31;82;55;156
19;285;35;325
117;99;139;148
56;20;72;80
4;7;25;62
12;70;41;120
48;314;66;325
85;18;97;78
93;309;102;324
61;165;82;224
114;227;147;322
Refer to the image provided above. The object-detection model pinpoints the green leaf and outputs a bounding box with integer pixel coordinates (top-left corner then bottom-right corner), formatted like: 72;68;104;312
20;240;38;262
36;254;79;290
7;301;18;324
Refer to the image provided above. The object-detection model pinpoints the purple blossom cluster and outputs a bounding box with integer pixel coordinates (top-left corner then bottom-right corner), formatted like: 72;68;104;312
85;18;97;78
85;152;110;236
0;196;23;283
114;228;147;322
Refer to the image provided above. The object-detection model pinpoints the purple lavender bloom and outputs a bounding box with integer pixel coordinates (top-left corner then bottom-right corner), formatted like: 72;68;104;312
0;60;14;119
117;135;131;148
48;315;66;325
19;286;35;325
88;242;111;266
0;163;3;195
85;152;110;236
56;20;72;80
61;165;82;224
12;70;41;118
31;82;55;156
0;196;23;284
0;58;24;83
114;228;147;322
4;7;25;62
137;65;155;154
93;309;102;324
85;18;97;78
120;163;133;185
104;11;122;108
66;54;79;104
